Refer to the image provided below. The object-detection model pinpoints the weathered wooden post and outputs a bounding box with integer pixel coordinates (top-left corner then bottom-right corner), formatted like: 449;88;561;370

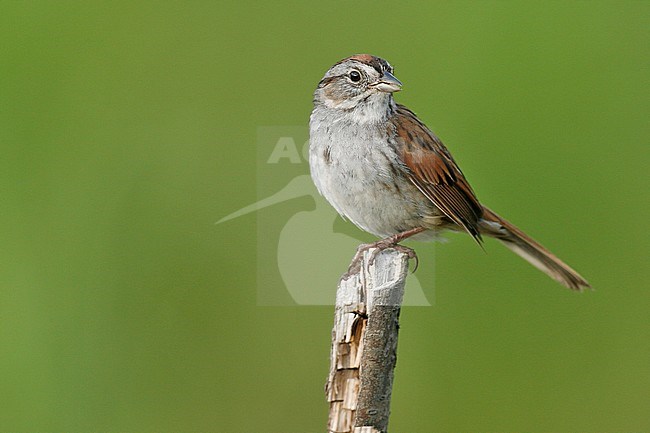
326;247;411;433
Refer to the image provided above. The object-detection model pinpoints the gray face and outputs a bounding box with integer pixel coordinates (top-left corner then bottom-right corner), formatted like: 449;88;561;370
314;55;399;111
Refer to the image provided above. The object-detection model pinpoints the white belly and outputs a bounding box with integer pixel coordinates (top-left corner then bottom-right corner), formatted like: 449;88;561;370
309;118;437;239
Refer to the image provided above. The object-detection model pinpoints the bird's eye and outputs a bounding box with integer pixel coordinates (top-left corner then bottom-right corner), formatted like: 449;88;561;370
349;70;361;82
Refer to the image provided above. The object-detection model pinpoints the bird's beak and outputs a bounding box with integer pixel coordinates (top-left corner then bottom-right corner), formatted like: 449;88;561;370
372;71;402;93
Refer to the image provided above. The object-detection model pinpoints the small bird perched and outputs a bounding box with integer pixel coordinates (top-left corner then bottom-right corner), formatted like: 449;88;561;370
309;54;589;290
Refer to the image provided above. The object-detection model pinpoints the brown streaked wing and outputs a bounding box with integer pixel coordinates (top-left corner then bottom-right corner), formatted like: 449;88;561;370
392;104;484;242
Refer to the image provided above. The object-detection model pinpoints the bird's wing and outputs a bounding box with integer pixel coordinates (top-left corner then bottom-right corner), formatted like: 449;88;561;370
391;104;484;242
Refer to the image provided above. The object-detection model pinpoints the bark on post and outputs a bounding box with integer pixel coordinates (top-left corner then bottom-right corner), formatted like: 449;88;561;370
326;247;410;433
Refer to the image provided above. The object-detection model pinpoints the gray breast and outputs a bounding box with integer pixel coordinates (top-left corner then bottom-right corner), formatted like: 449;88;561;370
309;108;435;238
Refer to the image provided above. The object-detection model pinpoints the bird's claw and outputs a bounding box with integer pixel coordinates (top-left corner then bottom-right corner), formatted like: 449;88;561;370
342;240;419;280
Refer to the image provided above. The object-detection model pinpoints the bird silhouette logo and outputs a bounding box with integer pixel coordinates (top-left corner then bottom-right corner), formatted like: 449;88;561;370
217;127;432;306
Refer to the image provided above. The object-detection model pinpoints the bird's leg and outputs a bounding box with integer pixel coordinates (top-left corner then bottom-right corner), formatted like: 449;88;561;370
343;227;427;278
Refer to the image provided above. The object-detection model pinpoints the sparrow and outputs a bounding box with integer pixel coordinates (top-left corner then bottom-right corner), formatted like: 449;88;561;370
309;54;589;290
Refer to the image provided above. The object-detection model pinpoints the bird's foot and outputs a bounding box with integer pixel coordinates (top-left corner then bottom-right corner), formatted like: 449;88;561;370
342;231;423;279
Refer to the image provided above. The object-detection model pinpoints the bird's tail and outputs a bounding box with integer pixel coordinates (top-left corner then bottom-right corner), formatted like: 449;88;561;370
479;206;590;290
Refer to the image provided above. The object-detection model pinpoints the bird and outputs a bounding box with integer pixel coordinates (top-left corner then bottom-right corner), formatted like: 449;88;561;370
308;54;589;290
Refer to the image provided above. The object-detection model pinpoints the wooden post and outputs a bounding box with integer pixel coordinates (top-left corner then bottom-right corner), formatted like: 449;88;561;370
326;247;411;433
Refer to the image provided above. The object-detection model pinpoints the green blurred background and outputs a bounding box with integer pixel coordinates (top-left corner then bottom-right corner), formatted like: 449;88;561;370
1;1;649;432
